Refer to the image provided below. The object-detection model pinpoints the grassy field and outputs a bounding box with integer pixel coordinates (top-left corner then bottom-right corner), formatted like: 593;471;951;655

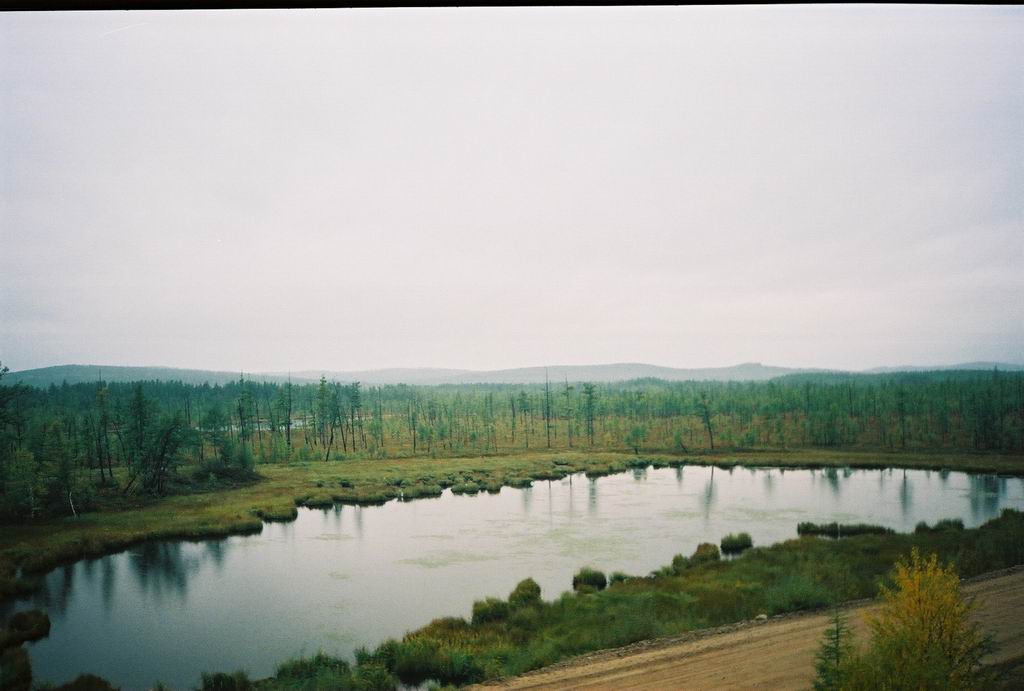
2;447;1023;601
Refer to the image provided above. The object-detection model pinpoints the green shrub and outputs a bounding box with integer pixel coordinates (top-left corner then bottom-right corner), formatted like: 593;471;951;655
276;652;351;679
508;578;542;609
471;597;510;625
609;571;630;585
200;671;253;691
0;647;30;691
670;554;690;574
450;482;480;495
508;606;542;642
572;567;607;591
1;609;50;649
915;518;965;534
798;522;894;538
721;533;753;555
691;543;721;565
352;662;397;690
52;674;119;691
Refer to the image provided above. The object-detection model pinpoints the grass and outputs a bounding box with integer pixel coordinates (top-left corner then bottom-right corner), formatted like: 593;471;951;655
1;447;1022;601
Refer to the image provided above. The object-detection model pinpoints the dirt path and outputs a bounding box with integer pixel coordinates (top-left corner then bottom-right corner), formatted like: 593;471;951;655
477;566;1024;690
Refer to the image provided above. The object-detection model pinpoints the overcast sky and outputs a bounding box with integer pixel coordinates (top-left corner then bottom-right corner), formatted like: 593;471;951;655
1;6;1022;373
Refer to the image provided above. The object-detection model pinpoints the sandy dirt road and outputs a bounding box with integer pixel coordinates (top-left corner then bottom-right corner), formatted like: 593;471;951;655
477;566;1024;690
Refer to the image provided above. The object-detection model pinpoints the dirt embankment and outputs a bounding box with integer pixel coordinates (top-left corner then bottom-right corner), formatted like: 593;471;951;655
477;567;1024;690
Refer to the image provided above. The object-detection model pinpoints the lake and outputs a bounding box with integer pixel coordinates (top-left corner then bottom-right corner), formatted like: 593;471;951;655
6;464;1024;689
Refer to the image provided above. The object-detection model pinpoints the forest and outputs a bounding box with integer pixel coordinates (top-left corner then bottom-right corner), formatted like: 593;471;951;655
1;362;1022;523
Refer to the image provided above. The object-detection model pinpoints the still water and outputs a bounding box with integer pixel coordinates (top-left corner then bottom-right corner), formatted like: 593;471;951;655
7;465;1024;689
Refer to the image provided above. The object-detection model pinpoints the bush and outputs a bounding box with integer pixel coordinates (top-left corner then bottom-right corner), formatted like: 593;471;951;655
812;548;996;690
798;522;894;538
572;567;607;591
200;671;253;691
720;533;753;554
690;543;721;566
1;609;50;649
471;597;509;625
670;554;690;574
352;662;397;690
276;652;351;679
914;518;965;534
508;606;542;642
508;578;542;609
609;571;630;585
0;647;30;691
52;674;119;691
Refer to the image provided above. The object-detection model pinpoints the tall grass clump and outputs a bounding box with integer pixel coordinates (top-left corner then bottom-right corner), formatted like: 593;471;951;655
915;518;965;533
690;542;721;565
200;670;254;691
572;567;607;592
720;532;753;554
471;597;509;625
508;578;542;609
798;522;894;538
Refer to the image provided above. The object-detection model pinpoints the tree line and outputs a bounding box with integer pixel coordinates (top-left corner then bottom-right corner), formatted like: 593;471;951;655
1;362;1022;520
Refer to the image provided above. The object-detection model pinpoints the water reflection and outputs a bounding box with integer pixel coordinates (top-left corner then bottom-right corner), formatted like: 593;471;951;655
900;470;913;517
10;465;1024;691
824;468;840;496
968;475;1005;521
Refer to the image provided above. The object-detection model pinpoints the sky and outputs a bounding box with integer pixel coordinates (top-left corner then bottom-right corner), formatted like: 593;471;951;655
1;6;1022;373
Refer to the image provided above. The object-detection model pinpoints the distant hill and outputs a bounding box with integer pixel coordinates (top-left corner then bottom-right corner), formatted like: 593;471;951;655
864;361;1024;374
255;363;815;385
5;361;1022;389
3;365;300;388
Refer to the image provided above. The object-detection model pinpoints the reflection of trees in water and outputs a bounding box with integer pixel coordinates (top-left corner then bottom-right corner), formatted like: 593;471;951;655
762;470;774;498
632;467;647;482
568;474;575;518
702;467;716;520
129;541;201;602
940;468;950;486
675;467;684;487
823;468;841;497
521;485;532;514
588;478;597;515
101;556;117;609
899;469;912;517
205;541;226;573
968;475;1005;521
12;563;78;617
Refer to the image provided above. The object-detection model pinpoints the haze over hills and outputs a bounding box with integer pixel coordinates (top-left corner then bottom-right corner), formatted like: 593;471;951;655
4;361;1023;389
